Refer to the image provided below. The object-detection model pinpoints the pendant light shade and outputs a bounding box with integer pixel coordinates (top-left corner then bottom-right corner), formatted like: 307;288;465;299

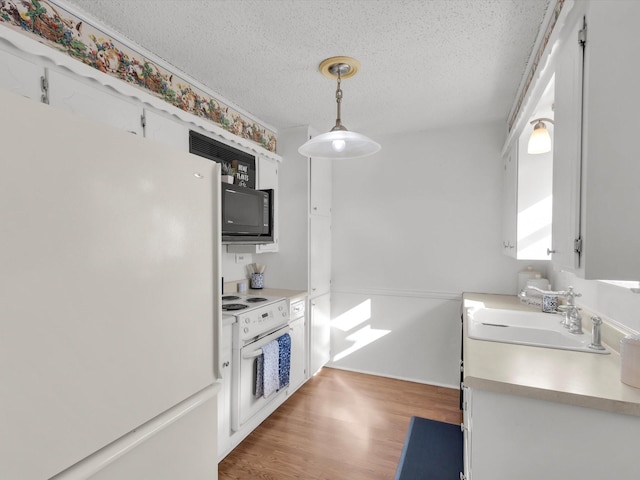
527;118;554;154
299;130;381;159
298;57;381;160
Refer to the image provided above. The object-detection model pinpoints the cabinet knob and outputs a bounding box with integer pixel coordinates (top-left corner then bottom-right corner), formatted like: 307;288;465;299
547;248;556;256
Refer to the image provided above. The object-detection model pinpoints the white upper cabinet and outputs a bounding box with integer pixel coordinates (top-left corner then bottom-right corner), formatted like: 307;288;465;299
310;157;332;216
0;49;43;100
501;143;517;257
256;156;279;253
502;77;554;261
577;1;640;280
550;14;584;271
48;70;144;135
309;214;331;296
143;108;189;151
551;1;640;280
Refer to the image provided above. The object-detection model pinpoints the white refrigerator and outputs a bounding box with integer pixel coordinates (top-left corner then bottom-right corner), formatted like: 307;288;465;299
0;88;222;479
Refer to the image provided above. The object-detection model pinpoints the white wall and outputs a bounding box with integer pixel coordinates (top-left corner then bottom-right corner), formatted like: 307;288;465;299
329;122;548;387
550;270;640;334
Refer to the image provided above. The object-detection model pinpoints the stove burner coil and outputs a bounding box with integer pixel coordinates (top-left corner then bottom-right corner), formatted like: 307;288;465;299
246;297;268;303
222;295;241;301
222;303;248;311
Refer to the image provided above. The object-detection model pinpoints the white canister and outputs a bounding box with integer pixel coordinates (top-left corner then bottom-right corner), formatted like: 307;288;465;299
621;334;640;388
518;266;542;293
525;274;550;292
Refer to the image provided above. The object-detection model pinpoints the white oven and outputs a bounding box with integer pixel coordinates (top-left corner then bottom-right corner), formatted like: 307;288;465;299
233;323;290;430
221;294;290;432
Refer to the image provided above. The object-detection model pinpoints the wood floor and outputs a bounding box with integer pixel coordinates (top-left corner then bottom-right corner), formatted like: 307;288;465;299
218;367;462;480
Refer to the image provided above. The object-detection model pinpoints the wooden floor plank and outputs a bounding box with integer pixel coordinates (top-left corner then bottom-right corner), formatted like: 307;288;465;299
219;367;462;479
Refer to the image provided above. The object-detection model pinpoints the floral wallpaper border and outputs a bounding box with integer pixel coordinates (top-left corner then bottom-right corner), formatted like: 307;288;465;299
0;0;277;153
508;0;566;132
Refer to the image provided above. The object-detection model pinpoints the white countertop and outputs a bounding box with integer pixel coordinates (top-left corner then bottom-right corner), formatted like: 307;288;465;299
463;292;640;417
220;287;308;327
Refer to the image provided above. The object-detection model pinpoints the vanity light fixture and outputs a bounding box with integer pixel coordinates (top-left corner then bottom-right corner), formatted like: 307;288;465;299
298;56;381;160
527;118;554;154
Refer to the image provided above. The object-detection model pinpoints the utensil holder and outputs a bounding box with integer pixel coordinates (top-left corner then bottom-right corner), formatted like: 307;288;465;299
250;273;264;289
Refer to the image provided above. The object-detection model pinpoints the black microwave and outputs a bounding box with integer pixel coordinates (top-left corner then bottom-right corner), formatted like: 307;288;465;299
221;183;274;244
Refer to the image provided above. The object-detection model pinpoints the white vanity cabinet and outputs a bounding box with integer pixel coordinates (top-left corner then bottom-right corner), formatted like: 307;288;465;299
550;1;640;280
464;386;639;480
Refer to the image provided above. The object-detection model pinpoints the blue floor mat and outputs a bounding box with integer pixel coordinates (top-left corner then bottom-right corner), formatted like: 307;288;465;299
394;416;464;480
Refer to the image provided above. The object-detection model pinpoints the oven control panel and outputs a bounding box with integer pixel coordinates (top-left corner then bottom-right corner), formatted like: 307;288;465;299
238;300;289;341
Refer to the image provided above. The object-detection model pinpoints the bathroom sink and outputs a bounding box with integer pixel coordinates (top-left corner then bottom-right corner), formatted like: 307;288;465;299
466;308;609;354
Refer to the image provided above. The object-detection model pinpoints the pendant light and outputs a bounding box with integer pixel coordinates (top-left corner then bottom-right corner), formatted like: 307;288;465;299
527;118;554;154
298;56;381;160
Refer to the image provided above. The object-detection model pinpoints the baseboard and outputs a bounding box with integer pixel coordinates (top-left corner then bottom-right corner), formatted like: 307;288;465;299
332;287;461;301
325;365;459;390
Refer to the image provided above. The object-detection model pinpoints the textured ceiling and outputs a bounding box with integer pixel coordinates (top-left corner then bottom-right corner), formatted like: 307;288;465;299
61;0;550;138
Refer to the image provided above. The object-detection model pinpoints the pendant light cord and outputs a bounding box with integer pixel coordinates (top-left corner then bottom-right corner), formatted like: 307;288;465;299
333;70;345;131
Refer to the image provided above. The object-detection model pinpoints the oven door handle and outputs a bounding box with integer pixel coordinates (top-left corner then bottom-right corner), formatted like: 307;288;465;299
242;327;292;359
243;348;264;359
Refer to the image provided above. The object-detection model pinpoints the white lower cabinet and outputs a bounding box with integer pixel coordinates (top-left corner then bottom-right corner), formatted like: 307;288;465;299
288;316;306;394
217;323;233;461
461;385;472;480
465;387;640;479
309;293;331;376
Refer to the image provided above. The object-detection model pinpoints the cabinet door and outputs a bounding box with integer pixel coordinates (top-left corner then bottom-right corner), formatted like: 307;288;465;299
309;215;331;296
309;293;331;376
310;157;332;216
143;108;188;151
462;385;472;480
217;324;232;461
551;15;584;271
288;316;306;393
501;144;517;257
580;2;640;280
256;156;279;253
0;48;43;100
48;70;144;135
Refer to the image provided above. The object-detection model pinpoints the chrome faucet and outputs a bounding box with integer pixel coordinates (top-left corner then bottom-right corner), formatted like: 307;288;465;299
588;316;606;350
519;286;583;334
